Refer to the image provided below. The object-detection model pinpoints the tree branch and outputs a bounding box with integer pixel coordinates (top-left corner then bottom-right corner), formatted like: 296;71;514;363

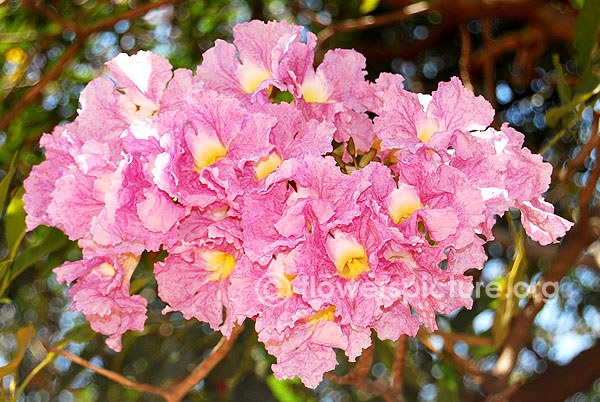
0;36;85;133
459;24;473;91
165;325;244;402
509;342;600;402
46;326;243;402
436;331;494;348
22;0;80;33
313;1;431;48
47;346;170;399
556;113;599;181
325;344;390;397
426;334;484;381
492;226;599;273
481;19;497;108
579;142;600;224
80;0;182;37
384;335;408;402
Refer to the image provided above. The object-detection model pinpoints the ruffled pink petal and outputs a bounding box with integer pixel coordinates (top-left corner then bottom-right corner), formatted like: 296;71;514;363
196;40;245;97
520;197;573;245
428;76;495;132
55;254;147;352
106;50;173;104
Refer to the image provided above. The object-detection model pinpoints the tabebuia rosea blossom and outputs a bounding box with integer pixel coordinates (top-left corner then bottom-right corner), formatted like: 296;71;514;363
23;19;572;386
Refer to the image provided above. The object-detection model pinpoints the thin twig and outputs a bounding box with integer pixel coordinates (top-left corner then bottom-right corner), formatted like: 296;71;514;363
314;1;431;48
22;0;80;33
0;36;85;133
492;225;600;272
579;141;600;223
165;325;244;402
419;331;484;380
12;351;57;401
557;113;599;181
325;372;388;397
47;346;170;399
23;326;243;402
80;0;182;37
459;25;473;91
436;331;494;348
338;343;374;383
481;19;496;108
325;344;389;397
385;334;408;401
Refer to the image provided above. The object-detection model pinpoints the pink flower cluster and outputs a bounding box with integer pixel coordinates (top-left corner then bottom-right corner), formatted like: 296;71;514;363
24;20;572;387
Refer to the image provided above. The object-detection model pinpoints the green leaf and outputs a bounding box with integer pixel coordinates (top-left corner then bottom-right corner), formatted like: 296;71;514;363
471;345;496;357
574;0;600;68
491;228;527;347
359;0;380;14
273;90;294;104
5;186;26;260
62;322;96;344
0;153;18;214
130;276;152;294
9;228;68;285
575;69;600;95
266;376;312;402
552;54;572;104
545;105;573;127
436;362;461;402
0;259;12;279
0;323;35;378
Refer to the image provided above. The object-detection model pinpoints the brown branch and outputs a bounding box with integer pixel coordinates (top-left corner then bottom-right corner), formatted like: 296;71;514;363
318;0;575;51
352;20;455;62
339;343;374;384
436;331;494;348
513;26;547;87
0;0;184;133
481;19;496;108
47;346;170;399
314;1;431;48
447;0;575;41
165;325;244;402
472;28;545;70
459;25;473;91
509;342;600;402
0;36;86;133
419;331;484;381
579;141;600;223
384;334;408;402
80;0;182;37
326;0;574;97
556;113;600;181
45;325;243;402
492;226;599;272
325;344;390;397
22;0;80;33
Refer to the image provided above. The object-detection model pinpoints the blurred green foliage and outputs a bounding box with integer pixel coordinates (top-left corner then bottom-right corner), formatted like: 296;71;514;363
1;0;600;401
